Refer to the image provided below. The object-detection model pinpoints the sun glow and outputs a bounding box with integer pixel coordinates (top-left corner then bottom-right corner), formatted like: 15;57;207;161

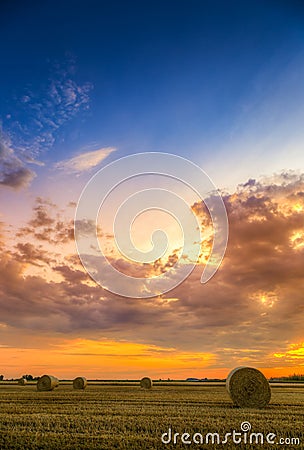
289;231;304;250
250;291;278;308
293;203;303;212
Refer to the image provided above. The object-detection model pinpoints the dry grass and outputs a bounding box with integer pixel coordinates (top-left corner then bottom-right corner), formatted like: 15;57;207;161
0;383;303;449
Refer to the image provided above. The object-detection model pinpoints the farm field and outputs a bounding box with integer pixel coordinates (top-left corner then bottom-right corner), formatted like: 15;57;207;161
0;383;303;449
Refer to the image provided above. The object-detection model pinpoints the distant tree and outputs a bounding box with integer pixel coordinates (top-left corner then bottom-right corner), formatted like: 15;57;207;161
270;373;304;382
0;375;3;381
23;374;34;381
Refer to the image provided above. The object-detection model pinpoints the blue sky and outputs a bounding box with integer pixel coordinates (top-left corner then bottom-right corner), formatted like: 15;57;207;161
1;1;304;378
1;0;304;192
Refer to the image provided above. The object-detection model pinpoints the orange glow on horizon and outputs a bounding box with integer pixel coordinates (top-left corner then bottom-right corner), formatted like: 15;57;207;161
0;338;216;379
0;337;304;380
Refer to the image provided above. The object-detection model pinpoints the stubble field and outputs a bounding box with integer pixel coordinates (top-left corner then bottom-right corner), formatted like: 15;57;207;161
0;382;303;449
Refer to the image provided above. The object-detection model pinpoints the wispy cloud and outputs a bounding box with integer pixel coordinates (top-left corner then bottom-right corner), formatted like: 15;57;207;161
7;59;93;158
0;57;94;189
55;147;116;173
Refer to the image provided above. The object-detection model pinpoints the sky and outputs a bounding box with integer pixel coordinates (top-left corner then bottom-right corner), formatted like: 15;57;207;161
0;0;304;379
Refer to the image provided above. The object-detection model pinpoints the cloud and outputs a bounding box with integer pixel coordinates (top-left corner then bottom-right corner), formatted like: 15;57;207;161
0;173;304;376
29;198;56;227
0;58;96;190
24;156;45;166
1;58;94;190
17;197;74;244
14;243;54;266
0;136;35;189
13;62;93;157
55;147;116;173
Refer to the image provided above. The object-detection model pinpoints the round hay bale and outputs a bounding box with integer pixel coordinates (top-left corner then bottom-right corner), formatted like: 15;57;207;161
17;378;27;386
73;376;87;390
37;375;59;391
140;377;153;389
226;366;271;408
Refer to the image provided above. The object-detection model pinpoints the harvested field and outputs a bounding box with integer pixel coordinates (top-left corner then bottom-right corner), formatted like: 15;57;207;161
0;382;303;449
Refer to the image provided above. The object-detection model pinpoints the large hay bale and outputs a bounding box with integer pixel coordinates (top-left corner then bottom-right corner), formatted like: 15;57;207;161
73;376;87;390
140;377;153;389
226;366;271;408
17;378;27;386
37;375;59;391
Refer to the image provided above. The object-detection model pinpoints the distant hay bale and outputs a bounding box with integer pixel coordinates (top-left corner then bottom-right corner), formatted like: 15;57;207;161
73;377;87;390
37;375;59;391
140;377;153;389
226;367;271;408
17;378;27;386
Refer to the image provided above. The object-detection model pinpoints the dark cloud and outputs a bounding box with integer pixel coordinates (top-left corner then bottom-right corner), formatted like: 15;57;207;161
74;219;100;239
29;202;55;228
0;138;35;189
14;243;54;266
54;264;89;284
17;197;74;244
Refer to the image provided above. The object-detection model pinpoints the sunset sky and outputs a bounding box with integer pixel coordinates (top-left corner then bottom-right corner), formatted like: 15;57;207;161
0;0;304;379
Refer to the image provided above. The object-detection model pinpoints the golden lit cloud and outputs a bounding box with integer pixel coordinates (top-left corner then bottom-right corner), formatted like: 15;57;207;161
289;231;304;250
274;342;304;362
